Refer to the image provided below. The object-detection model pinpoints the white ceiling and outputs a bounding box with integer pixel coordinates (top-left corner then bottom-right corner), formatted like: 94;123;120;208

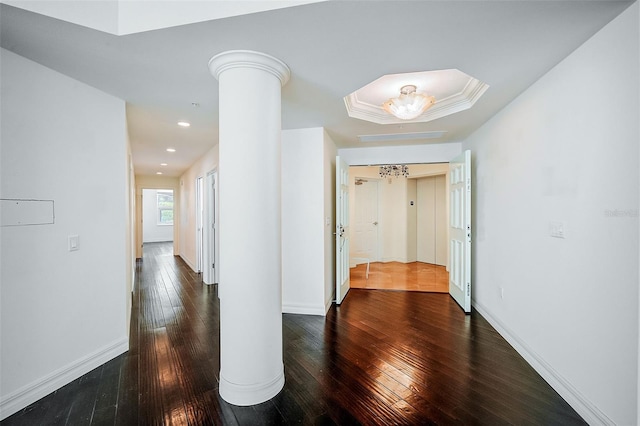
0;1;633;177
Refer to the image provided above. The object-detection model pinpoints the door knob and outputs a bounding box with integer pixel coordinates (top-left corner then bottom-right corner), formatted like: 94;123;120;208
373;221;378;225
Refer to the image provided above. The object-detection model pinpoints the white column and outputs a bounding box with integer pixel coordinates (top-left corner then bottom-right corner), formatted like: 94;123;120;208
208;50;290;406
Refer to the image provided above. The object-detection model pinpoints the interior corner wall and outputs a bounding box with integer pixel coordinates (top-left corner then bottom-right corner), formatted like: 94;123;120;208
638;2;640;422
0;49;129;419
462;4;639;425
323;130;337;312
406;179;417;263
125;137;135;334
282;128;327;315
177;145;218;272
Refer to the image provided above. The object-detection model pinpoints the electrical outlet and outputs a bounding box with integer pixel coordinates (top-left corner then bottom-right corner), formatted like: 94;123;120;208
549;221;566;239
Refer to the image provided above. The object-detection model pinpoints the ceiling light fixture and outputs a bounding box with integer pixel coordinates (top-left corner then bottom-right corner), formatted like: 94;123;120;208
166;148;176;152
382;85;435;120
156;172;163;175
177;121;191;127
160;163;168;166
379;165;409;178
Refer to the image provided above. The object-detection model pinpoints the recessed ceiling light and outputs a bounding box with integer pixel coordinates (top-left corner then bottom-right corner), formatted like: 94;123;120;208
177;121;190;127
166;148;176;152
156;172;163;175
160;163;168;166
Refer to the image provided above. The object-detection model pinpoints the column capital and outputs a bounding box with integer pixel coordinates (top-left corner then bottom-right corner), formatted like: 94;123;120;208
208;50;290;86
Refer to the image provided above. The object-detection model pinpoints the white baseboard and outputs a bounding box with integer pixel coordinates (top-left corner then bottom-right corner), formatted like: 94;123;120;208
472;300;614;426
179;254;197;273
0;337;129;421
324;298;333;315
283;302;327;316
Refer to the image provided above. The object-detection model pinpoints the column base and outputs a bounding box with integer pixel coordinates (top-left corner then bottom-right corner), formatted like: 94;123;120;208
219;367;285;406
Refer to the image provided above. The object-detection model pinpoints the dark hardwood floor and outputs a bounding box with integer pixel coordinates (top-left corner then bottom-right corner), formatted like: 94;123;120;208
2;242;585;425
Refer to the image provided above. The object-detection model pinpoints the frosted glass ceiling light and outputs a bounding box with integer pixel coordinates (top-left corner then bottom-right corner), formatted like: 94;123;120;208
382;85;435;120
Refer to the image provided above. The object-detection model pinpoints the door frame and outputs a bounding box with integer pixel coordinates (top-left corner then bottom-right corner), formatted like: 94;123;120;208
335;156;350;304
203;169;219;285
196;176;204;273
136;180;180;259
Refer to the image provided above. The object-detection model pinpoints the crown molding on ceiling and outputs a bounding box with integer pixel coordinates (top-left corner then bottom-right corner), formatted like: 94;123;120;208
344;71;489;125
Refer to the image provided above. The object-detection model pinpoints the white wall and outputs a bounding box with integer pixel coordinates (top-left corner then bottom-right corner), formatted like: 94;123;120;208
322;130;337;311
338;142;461;166
125;141;135;336
406;179;417;263
416;175;447;266
0;49;129;419
282;128;333;315
142;189;174;243
177;128;336;314
463;4;639;424
177;145;218;272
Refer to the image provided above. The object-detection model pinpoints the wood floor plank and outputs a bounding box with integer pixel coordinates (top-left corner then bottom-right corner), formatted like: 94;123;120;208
1;242;586;425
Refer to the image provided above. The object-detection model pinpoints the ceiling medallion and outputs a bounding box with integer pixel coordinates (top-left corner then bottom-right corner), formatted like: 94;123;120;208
379;165;409;178
382;85;435;120
343;69;489;125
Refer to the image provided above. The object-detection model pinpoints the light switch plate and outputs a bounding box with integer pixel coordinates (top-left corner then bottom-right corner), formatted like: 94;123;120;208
68;235;79;251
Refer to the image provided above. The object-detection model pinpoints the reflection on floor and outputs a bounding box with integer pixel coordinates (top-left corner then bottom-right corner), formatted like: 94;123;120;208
350;261;449;292
2;242;586;425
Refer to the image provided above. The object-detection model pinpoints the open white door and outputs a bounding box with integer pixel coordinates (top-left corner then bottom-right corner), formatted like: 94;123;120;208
196;177;204;273
336;156;350;304
449;150;472;313
353;179;379;263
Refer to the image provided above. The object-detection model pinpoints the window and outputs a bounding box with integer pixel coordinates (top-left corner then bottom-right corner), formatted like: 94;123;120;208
157;190;174;225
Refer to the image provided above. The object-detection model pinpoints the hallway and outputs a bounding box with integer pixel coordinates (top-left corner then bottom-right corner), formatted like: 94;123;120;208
2;242;585;425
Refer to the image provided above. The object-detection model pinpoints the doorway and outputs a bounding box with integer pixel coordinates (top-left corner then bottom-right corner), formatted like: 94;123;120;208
196;177;204;273
348;164;449;292
201;170;218;285
142;188;174;245
352;177;379;264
